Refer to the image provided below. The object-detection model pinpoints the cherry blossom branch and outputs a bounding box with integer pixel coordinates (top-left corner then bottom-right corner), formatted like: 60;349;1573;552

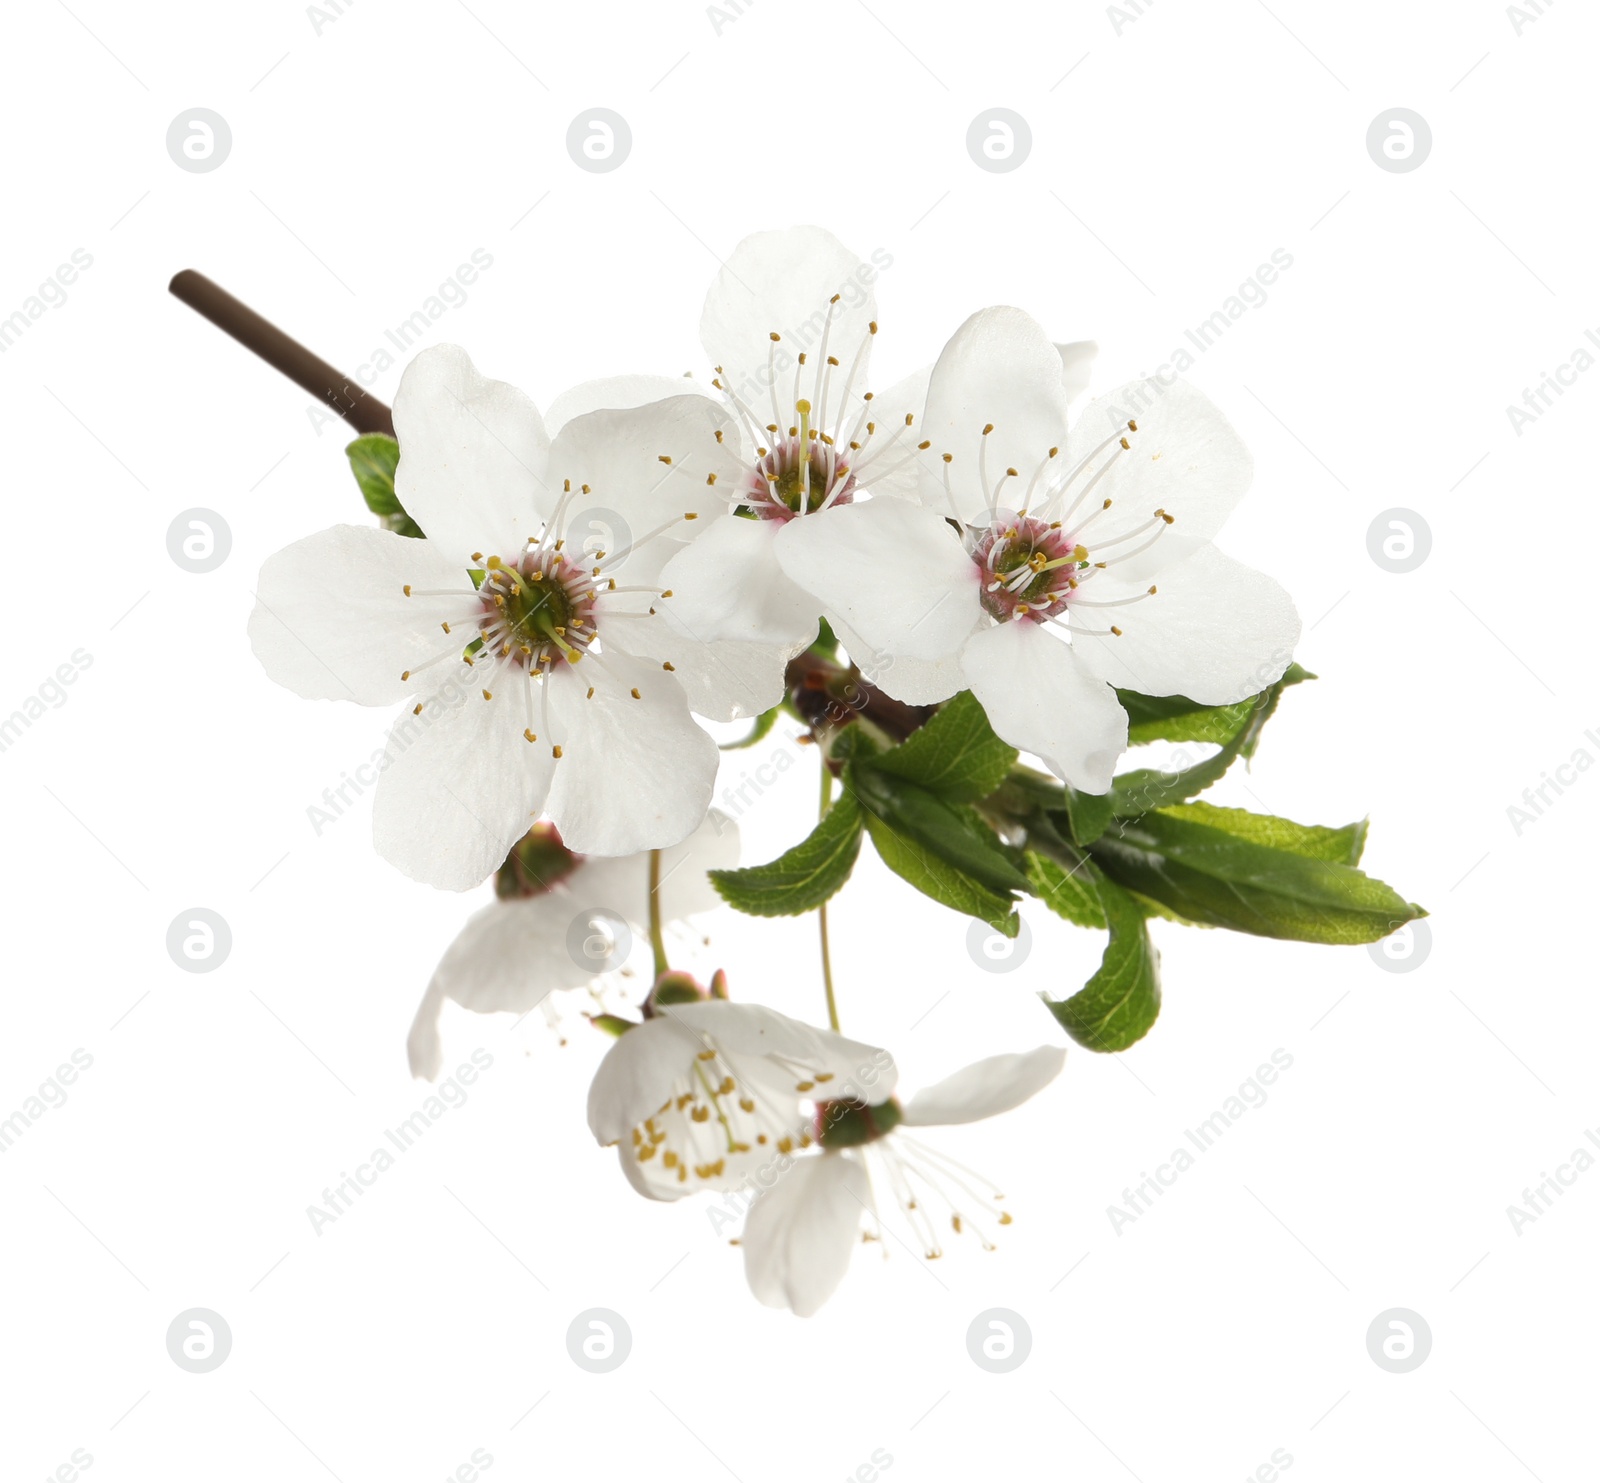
167;269;396;438
784;650;933;751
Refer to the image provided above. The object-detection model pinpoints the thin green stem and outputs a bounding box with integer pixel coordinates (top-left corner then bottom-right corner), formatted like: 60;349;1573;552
818;764;841;1032
647;848;670;979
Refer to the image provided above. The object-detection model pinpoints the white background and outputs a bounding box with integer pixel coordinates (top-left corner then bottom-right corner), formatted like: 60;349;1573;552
2;1;1596;1479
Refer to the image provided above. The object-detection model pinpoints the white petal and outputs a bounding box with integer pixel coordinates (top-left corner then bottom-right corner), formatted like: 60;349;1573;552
586;1002;893;1145
587;1014;695;1145
1070;543;1300;704
548;396;743;586
371;679;556;891
572;809;741;927
405;982;450;1083
543;657;717;857
601;609;794;721
901;1046;1067;1127
544;374;719;436
666;1002;894;1100
392;344;550;560
406;894;594;1079
657;514;820;650
701;226;877;421
831;616;969;707
1056;340;1098;404
961;621;1127;793
249;525;477;706
920;307;1072;522
1060;377;1253;581
774;498;981;664
743;1151;869;1316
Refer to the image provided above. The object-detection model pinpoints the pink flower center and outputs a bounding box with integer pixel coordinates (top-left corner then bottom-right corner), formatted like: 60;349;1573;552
970;515;1087;623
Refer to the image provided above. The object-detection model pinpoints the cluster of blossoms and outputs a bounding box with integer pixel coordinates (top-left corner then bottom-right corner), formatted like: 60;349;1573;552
249;225;1300;1313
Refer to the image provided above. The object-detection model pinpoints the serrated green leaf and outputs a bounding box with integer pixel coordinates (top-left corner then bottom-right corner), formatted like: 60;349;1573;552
1062;784;1117;846
828;726;881;767
346;434;423;539
1159;800;1367;865
1090;810;1424;945
1116;664;1313;746
871;691;1018;803
709;792;862;917
847;765;1029;895
861;808;1019;936
1025;850;1106;929
718;706;781;751
1048;868;1161;1052
1110;664;1307;818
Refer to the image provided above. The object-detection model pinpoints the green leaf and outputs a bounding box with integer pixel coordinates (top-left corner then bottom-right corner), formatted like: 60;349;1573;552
345;434;423;539
1090;809;1425;945
847;765;1029;897
709;791;863;917
861;807;1019;937
1062;784;1117;846
871;691;1017;804
1159;800;1367;866
1048;867;1161;1052
828;726;882;767
1025;850;1106;929
1110;664;1308;818
718;706;781;751
1117;664;1314;746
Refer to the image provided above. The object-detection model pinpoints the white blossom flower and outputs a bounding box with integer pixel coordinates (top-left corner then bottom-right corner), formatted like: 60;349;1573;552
740;1044;1067;1316
551;226;938;656
406;812;739;1080
775;307;1302;792
249;344;772;890
587;1001;896;1202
